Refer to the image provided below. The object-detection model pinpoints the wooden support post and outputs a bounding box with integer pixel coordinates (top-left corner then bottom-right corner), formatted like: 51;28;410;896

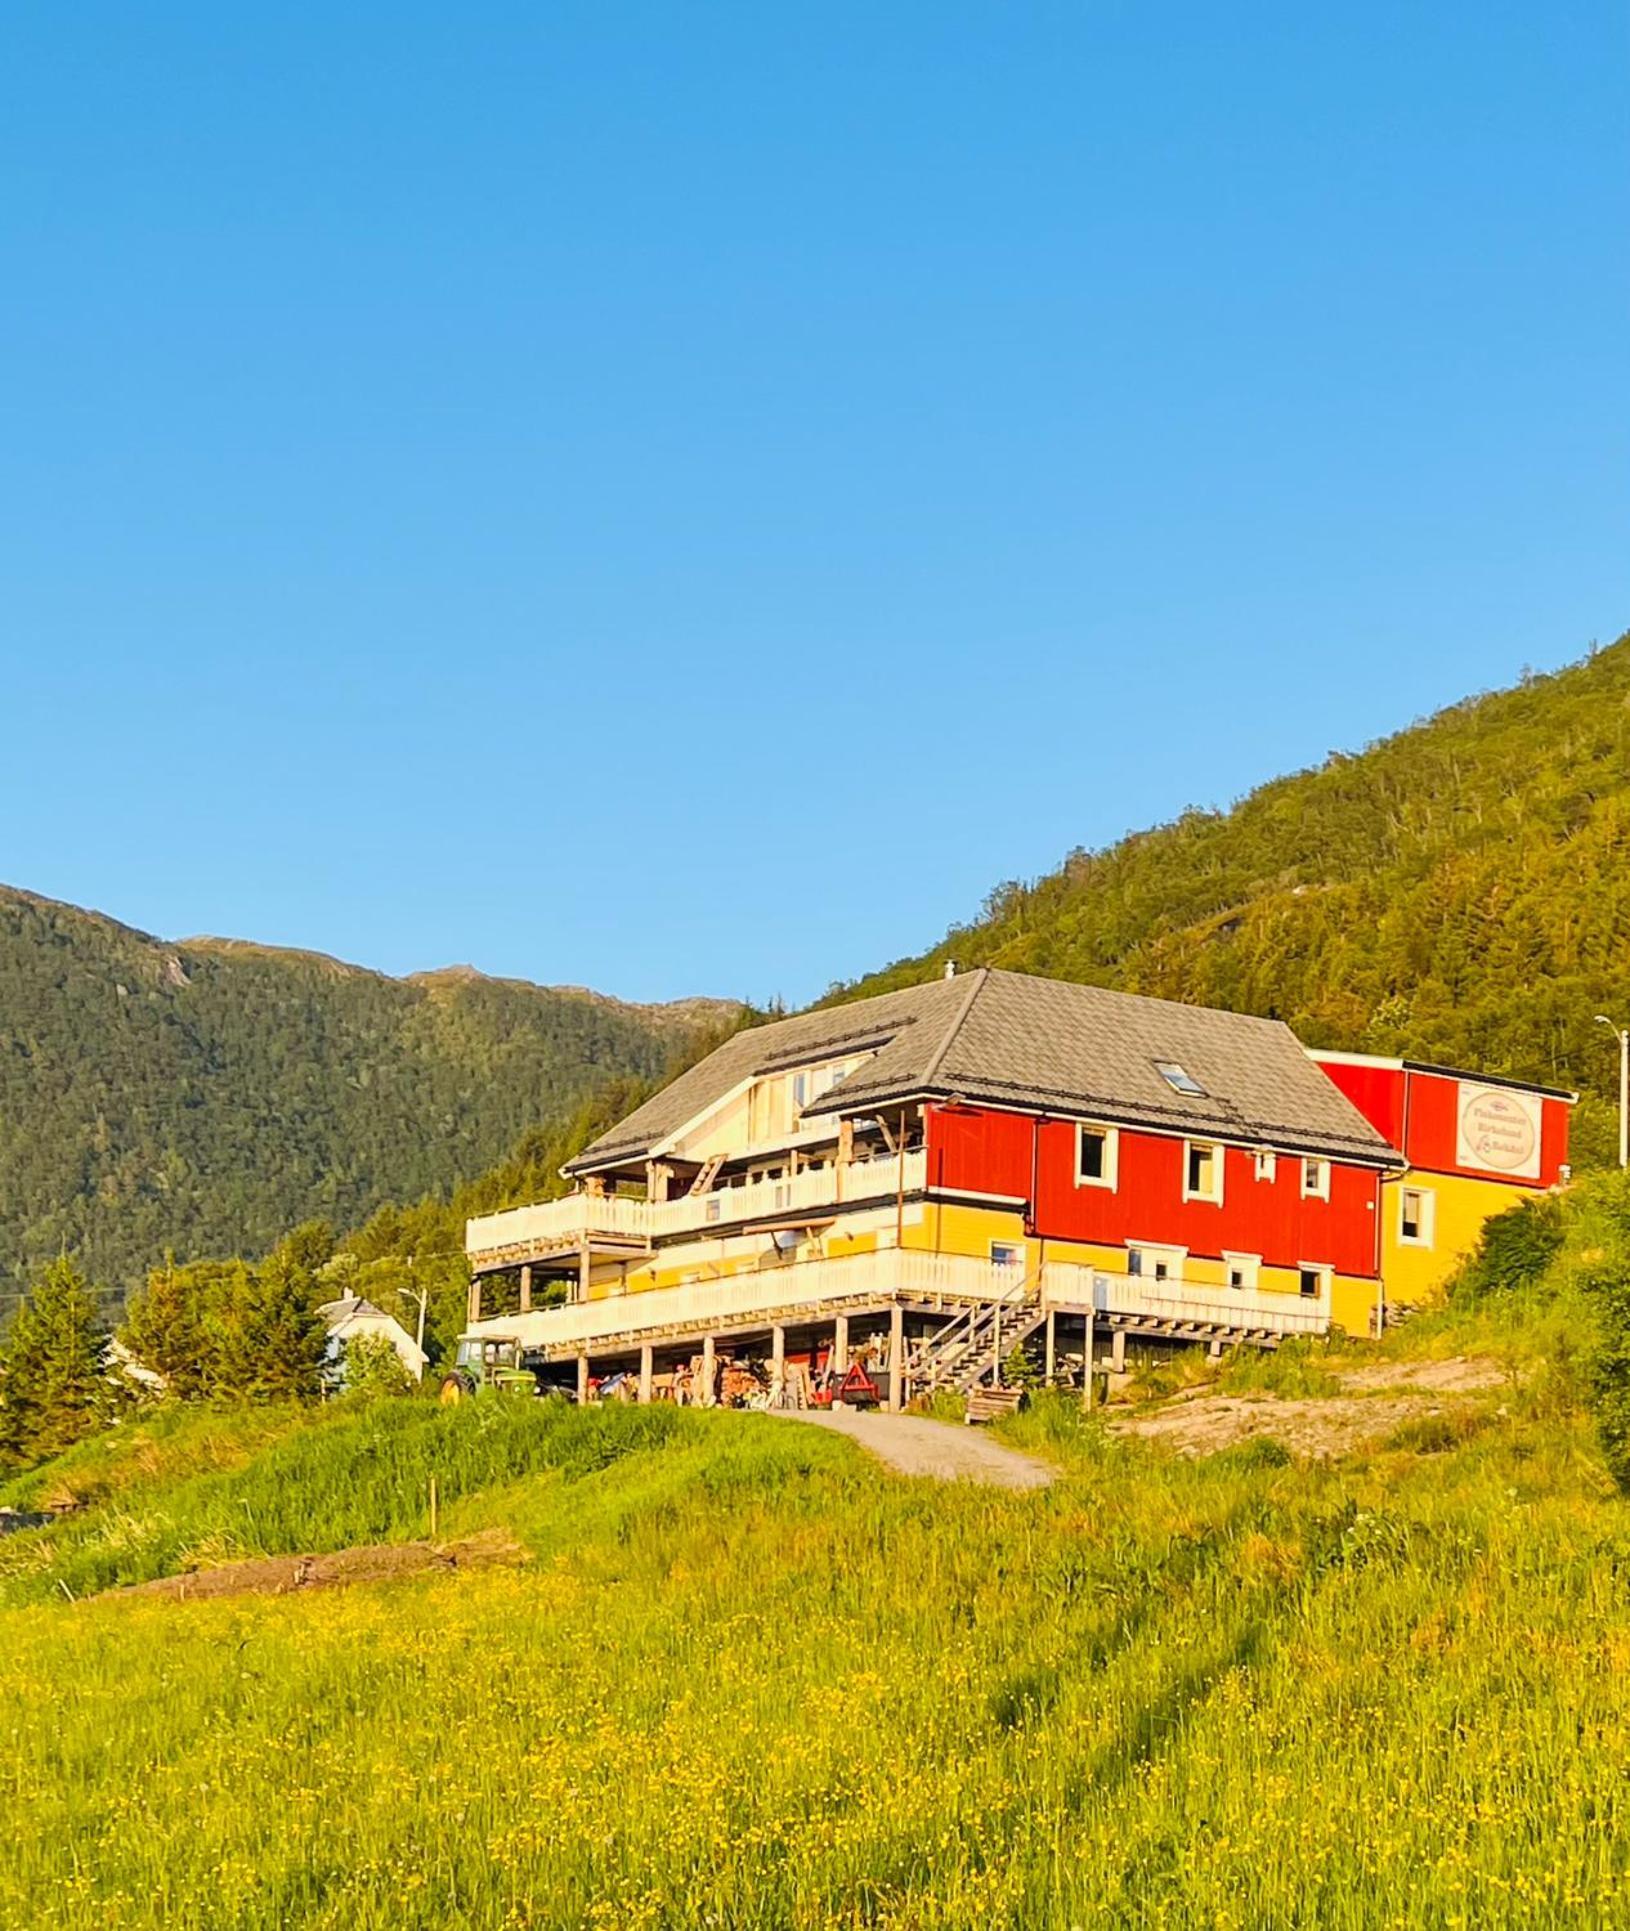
770;1324;785;1407
1082;1315;1095;1412
467;1272;481;1326
888;1304;904;1412
576;1352;590;1405
1111;1327;1126;1373
639;1343;653;1405
701;1333;716;1407
992;1301;1002;1383
833;1314;849;1372
1044;1309;1056;1386
578;1246;591;1303
519;1264;532;1314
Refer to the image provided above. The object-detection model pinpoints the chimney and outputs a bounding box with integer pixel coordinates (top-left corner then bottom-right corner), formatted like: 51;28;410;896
944;960;957;980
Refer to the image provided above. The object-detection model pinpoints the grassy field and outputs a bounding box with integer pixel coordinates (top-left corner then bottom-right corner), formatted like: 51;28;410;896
5;1301;1630;1929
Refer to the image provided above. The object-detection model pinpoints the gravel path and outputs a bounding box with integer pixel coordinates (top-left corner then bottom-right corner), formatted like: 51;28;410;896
778;1407;1056;1489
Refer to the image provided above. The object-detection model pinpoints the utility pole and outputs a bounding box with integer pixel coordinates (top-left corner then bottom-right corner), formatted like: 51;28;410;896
1596;1017;1629;1170
401;1254;429;1380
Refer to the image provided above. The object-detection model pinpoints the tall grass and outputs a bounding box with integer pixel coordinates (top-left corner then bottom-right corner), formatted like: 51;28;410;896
3;1362;1629;1927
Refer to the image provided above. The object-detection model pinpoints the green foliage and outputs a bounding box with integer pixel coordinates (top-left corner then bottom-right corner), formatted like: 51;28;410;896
831;632;1630;1153
337;1330;414;1400
1580;1249;1630;1492
1450;1193;1567;1304
0;1257;118;1468
0;884;739;1295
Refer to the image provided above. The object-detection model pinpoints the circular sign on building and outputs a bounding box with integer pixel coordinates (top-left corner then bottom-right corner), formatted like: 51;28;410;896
1456;1084;1541;1179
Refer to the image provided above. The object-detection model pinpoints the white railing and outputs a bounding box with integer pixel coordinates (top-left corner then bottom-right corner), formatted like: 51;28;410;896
465;1150;927;1262
1040;1262;1328;1338
469;1242;1025;1354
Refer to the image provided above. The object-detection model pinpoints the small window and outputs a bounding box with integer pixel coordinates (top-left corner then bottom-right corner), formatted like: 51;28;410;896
1127;1247;1143;1278
1128;1245;1178;1282
1076;1123;1118;1189
1298;1266;1328;1300
990;1241;1023;1269
1154;1060;1208;1097
1399;1187;1435;1248
705;1195;722;1223
1254;1149;1277;1183
1301;1157;1331;1200
1183;1140;1223;1204
1224;1253;1260;1291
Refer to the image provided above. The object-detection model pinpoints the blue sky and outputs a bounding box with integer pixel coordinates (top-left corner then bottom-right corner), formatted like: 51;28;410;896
2;3;1625;1006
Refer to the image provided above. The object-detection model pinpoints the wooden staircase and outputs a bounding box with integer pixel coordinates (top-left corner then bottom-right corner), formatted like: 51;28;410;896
908;1294;1047;1395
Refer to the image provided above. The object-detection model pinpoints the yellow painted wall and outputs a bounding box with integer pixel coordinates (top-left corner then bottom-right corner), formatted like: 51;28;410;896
1379;1169;1535;1306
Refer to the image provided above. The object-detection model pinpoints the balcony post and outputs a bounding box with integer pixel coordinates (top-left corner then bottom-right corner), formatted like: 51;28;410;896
639;1343;653;1405
1111;1328;1126;1373
519;1264;532;1314
467;1272;481;1326
1044;1309;1056;1385
833;1313;849;1374
771;1324;785;1407
1082;1316;1094;1412
578;1245;591;1303
576;1352;590;1405
701;1333;716;1407
888;1303;904;1411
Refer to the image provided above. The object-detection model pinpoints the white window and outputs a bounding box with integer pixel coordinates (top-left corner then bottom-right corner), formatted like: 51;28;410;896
1224;1253;1260;1291
1301;1156;1331;1200
1399;1186;1435;1248
1154;1060;1208;1097
1298;1264;1332;1301
1076;1122;1119;1189
1183;1140;1223;1204
1128;1243;1184;1283
1254;1149;1277;1183
990;1241;1023;1269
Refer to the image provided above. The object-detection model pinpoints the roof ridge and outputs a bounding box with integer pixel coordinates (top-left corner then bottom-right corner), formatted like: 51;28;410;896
917;966;990;1092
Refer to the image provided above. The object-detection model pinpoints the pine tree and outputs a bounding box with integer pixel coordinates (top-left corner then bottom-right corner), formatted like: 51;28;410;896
0;1257;114;1464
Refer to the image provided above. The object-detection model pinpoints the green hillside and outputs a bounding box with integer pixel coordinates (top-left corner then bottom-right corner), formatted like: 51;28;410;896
836;632;1630;1162
0;886;736;1296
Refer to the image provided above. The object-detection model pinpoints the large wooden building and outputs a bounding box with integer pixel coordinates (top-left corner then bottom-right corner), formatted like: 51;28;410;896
459;968;1572;1405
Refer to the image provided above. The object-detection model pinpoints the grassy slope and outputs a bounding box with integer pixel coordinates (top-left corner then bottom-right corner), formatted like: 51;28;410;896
4;1291;1629;1930
831;633;1630;1164
0;885;736;1293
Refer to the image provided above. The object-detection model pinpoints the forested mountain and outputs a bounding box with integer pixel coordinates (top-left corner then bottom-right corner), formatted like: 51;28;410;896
832;632;1630;1165
0;886;738;1294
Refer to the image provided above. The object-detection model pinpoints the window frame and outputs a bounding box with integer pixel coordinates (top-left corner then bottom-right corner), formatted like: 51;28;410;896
1223;1251;1261;1291
1253;1148;1277;1183
1127;1241;1186;1284
1398;1185;1436;1249
989;1239;1024;1270
1153;1060;1208;1097
1297;1262;1332;1302
1300;1156;1331;1201
1074;1121;1119;1191
1182;1138;1225;1205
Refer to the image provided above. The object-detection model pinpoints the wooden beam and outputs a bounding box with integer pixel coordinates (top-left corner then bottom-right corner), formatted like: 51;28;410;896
1082;1313;1094;1412
519;1264;532;1314
639;1343;654;1405
1044;1309;1056;1385
771;1324;785;1407
578;1245;591;1303
888;1304;904;1411
576;1352;589;1405
701;1333;716;1408
467;1273;481;1326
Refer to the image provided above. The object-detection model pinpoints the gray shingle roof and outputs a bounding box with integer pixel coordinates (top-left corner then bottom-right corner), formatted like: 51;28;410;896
566;969;1397;1172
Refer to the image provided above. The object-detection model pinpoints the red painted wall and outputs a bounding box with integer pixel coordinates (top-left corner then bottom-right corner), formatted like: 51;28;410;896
1314;1059;1570;1188
927;1104;1381;1278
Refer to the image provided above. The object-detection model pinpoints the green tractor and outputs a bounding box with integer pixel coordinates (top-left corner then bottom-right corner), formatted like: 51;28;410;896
438;1334;541;1403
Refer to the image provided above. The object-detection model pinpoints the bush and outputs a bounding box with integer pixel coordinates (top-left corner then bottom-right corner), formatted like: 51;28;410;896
1580;1251;1630;1491
1451;1195;1566;1304
338;1331;415;1401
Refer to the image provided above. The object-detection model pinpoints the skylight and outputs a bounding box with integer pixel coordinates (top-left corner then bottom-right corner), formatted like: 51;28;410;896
1154;1060;1208;1097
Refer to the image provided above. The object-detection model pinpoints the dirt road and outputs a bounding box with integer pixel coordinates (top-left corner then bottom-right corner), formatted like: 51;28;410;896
779;1407;1056;1489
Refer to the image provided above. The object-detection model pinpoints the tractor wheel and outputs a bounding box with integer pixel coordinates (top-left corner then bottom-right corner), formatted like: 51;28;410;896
439;1371;477;1405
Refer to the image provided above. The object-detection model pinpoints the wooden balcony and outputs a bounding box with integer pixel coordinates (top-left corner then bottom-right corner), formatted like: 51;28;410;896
465;1151;928;1271
1040;1263;1329;1344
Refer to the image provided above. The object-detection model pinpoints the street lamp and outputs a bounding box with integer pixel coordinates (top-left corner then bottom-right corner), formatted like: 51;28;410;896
1595;1016;1628;1170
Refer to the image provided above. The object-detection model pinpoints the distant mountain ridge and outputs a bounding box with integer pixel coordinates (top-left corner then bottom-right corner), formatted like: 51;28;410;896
829;631;1630;1165
0;885;738;1293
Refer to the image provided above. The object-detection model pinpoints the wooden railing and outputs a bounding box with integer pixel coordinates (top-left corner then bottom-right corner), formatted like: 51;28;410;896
467;1242;1024;1354
465;1151;928;1264
1040;1262;1329;1338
